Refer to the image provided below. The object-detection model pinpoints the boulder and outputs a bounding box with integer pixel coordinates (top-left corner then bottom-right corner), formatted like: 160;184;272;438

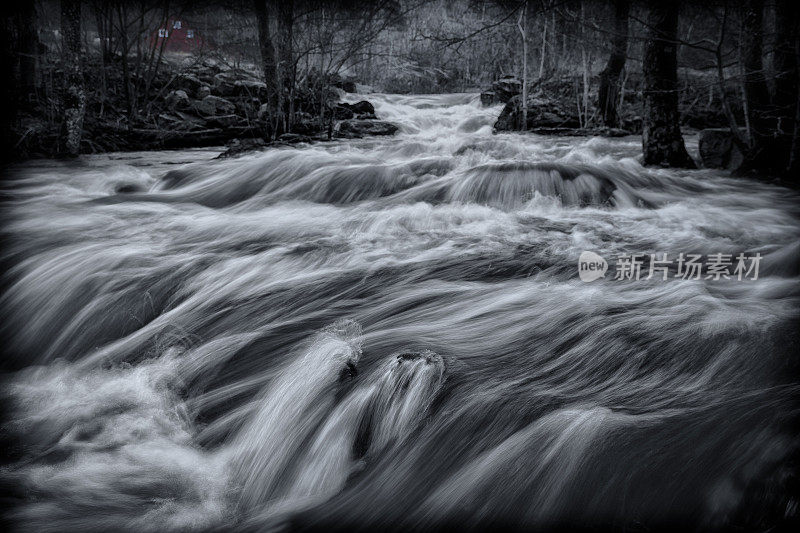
349;100;375;115
175;74;203;94
233;79;268;99
494;95;579;131
194;95;236;117
480;91;497;107
216;137;267;159
338;119;398;136
698;128;746;169
196;85;211;99
165;90;190;111
490;76;522;103
341;81;357;93
212;72;239;96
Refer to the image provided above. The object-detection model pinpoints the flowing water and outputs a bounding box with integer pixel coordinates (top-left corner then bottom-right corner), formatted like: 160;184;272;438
1;93;799;531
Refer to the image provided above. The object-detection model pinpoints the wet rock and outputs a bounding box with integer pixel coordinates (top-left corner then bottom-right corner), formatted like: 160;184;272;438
490;76;522;103
494;95;579;131
333;101;376;120
194;95;236;117
114;183;144;194
349;100;375;115
699;128;745;169
216;137;267;159
480;91;497;106
338;120;398;136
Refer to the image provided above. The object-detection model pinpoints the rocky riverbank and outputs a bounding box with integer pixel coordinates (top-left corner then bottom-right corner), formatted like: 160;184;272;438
482;74;741;145
8;56;398;160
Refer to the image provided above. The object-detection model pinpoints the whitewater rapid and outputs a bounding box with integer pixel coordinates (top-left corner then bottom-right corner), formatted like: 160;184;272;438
1;93;799;531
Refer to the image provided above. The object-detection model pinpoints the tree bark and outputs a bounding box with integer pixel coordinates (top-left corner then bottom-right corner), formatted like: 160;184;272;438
736;0;800;178
275;0;294;133
598;0;628;128
252;0;278;140
518;3;528;130
768;0;798;176
16;3;38;105
641;3;695;168
738;0;772;172
59;0;85;157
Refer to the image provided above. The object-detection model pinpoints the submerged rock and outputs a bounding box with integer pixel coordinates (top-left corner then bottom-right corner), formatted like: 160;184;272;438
338;120;398;137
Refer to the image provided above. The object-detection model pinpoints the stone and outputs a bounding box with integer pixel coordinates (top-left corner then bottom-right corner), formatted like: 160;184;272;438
490;76;522;103
194;95;236;117
349;100;375;115
494;95;578;131
175;74;203;93
338;119;398;136
196;85;211;99
165;90;190;110
233;79;268;99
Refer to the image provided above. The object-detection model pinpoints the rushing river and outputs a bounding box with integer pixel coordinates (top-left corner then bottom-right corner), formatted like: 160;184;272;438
1;93;799;531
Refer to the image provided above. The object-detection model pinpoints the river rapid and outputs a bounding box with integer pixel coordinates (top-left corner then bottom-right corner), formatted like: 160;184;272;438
1;93;799;531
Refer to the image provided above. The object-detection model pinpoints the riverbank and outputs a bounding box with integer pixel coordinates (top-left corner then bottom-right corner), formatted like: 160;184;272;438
5;55;399;161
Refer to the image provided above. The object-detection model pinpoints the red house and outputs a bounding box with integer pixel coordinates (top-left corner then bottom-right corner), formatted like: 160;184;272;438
151;18;206;53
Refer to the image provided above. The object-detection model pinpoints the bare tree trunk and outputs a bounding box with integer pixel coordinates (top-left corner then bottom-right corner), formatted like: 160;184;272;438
59;0;85;157
538;10;546;79
253;0;278;140
580;1;589;128
116;5;134;120
641;3;695;168
772;0;799;177
738;0;772;172
275;0;294;134
16;3;38;106
598;0;628;128
517;3;528;130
